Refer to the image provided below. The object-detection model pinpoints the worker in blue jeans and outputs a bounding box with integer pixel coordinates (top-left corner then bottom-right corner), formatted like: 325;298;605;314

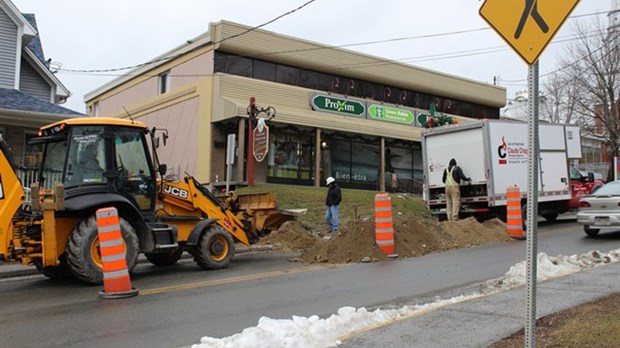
325;176;342;234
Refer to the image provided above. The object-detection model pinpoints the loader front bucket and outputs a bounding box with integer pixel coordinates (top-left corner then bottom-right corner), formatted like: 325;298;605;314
236;192;297;232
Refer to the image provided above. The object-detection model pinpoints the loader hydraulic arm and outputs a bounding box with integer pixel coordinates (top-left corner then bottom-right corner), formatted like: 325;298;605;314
187;177;251;245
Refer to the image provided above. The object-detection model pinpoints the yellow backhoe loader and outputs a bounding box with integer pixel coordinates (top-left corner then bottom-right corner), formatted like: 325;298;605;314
0;117;293;284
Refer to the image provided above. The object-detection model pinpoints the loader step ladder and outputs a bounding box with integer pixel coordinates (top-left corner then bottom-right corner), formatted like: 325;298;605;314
148;223;179;250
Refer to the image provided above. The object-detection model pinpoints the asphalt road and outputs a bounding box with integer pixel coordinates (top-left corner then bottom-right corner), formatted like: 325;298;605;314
1;218;619;348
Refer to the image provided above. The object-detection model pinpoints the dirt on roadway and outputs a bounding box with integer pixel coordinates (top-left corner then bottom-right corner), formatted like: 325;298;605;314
259;216;511;264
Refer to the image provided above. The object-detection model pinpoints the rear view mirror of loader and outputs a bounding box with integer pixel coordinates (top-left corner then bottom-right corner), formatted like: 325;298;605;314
159;164;167;176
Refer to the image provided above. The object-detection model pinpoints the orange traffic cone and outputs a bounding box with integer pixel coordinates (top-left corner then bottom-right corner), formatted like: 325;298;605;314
374;193;397;257
506;186;525;240
96;207;139;299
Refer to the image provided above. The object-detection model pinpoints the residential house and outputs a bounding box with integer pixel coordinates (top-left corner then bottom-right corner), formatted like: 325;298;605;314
0;0;81;173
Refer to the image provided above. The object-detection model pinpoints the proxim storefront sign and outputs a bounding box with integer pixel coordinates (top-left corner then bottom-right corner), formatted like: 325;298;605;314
310;93;366;117
367;104;414;125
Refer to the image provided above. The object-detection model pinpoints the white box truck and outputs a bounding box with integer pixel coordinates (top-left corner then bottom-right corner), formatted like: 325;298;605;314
421;119;584;222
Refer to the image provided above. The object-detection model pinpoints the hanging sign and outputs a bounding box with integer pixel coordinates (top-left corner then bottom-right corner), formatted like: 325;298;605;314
253;118;269;162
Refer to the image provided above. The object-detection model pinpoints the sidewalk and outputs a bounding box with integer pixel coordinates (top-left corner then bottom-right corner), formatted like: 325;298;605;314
340;262;620;348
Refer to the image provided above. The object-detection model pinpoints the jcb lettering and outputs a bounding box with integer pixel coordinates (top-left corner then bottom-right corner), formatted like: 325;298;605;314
163;185;189;199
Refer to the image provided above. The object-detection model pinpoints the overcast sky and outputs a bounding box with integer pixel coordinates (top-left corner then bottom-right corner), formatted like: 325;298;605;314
11;0;613;113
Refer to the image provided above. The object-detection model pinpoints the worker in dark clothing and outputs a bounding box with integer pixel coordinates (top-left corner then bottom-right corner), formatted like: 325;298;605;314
442;158;471;221
325;176;342;234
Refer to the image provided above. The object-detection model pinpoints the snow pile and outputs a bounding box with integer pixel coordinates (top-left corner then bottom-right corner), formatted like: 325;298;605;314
485;249;620;289
192;296;474;348
190;249;620;348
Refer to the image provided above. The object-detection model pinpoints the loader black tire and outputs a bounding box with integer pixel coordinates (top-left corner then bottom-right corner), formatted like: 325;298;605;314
145;248;183;266
66;215;139;285
33;255;74;280
194;226;235;270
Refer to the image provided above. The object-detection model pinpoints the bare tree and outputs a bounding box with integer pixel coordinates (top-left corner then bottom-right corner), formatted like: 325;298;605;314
541;73;579;124
548;18;620;180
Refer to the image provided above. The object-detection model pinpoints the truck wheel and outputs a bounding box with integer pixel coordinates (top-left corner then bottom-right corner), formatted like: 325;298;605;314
145;249;183;266
33;254;74;280
542;213;558;222
194;226;235;270
584;226;600;236
66;215;139;285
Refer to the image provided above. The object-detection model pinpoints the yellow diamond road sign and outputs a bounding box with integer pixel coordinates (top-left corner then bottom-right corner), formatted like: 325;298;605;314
480;0;580;65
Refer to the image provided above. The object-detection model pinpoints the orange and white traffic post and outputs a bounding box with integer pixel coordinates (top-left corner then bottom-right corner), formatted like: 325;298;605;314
374;193;397;257
505;185;525;240
96;207;139;299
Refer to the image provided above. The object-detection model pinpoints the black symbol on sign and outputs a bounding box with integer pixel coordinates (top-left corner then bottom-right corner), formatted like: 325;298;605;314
515;0;549;39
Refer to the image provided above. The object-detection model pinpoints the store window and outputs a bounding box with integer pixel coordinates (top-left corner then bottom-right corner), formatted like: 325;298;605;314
327;137;421;191
253;60;276;81
268;133;313;180
330;139;381;184
276;65;299;85
213;51;499;120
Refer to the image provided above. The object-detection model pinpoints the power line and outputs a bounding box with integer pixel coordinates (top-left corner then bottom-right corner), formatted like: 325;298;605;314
501;32;615;83
58;0;317;74
56;9;608;75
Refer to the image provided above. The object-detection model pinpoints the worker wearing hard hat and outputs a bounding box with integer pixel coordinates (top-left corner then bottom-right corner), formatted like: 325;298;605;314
325;176;342;234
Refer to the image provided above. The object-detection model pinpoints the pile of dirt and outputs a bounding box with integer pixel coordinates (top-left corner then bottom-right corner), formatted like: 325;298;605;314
259;217;511;264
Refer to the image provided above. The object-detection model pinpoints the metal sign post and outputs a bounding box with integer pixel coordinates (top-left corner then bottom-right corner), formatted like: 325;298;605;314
225;133;236;194
479;1;581;346
525;61;540;348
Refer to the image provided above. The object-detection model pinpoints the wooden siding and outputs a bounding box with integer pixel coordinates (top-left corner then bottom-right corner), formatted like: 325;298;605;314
213;74;425;142
212;21;506;108
0;7;17;89
132;97;201;180
19;58;51;101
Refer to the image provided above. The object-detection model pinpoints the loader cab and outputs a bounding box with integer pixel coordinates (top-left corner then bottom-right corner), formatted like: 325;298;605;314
35;118;158;212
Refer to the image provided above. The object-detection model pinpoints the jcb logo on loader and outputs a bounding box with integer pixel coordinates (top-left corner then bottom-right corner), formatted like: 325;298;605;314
163;185;189;199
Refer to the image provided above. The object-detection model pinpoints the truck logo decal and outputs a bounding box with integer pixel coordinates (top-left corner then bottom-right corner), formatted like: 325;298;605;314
429;163;444;172
498;137;507;164
163;185;189;199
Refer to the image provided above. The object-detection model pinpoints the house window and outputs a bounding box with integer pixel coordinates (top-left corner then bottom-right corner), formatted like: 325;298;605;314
89;101;100;116
159;71;171;94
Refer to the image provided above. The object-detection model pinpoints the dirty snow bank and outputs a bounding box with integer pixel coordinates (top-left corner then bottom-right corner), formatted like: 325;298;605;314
190;248;620;348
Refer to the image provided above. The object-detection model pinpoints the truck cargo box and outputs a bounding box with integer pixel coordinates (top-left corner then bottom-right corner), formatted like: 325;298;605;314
422;119;575;221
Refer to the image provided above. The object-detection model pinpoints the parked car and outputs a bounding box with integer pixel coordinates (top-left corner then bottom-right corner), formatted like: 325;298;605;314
576;180;620;236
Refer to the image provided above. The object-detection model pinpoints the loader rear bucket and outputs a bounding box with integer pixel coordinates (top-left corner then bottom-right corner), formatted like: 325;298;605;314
236;192;298;232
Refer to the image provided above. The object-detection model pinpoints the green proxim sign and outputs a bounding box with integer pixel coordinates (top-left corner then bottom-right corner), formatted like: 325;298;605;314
311;94;366;117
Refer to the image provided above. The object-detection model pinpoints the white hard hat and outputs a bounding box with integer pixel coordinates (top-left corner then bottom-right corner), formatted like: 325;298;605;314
326;177;335;185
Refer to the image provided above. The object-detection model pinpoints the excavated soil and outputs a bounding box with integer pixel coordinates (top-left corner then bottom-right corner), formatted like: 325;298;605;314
258;217;511;264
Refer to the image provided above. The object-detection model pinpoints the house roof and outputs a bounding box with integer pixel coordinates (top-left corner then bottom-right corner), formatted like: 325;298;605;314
22;13;46;64
0;88;82;115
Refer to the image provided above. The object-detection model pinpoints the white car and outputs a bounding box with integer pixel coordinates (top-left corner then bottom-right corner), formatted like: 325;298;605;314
576;180;620;236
